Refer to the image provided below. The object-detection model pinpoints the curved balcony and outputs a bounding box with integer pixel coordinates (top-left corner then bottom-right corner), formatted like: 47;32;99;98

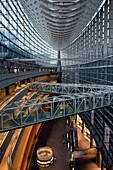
0;71;57;89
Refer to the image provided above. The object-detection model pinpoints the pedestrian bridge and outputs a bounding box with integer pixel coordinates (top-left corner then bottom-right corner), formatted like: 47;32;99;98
0;82;113;132
29;82;113;95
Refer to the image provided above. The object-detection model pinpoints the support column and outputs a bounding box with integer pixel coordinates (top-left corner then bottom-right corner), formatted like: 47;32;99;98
90;136;93;148
101;114;105;170
96;151;102;168
75;114;77;124
81;121;84;134
96;15;99;57
103;0;108;57
57;51;62;83
108;0;113;55
101;159;104;170
17;81;21;87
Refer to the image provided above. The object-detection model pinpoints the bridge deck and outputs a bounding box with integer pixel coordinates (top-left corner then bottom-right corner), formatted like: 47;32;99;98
1;83;113;132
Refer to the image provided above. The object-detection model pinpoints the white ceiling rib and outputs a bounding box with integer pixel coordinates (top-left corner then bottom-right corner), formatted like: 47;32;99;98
19;0;104;50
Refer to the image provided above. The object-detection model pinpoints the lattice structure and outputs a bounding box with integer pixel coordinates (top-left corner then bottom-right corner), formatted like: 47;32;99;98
19;0;104;50
1;82;113;132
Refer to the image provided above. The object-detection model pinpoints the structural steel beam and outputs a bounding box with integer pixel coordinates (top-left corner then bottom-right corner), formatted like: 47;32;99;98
29;82;113;93
1;82;113;132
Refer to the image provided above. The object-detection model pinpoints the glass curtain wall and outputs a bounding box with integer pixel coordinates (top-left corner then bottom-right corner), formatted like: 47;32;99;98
0;0;57;67
61;0;113;85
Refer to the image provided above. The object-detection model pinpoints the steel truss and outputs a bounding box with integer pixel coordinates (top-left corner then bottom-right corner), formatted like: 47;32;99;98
1;82;113;132
29;82;113;94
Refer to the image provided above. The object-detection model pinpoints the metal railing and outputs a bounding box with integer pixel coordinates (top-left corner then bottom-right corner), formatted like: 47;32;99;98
1;83;113;132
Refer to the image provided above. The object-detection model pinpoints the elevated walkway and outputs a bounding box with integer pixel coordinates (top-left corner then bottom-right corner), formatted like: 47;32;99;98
0;83;113;132
29;82;113;94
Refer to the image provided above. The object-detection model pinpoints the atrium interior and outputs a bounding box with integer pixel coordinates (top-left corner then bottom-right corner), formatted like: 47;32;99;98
0;0;113;170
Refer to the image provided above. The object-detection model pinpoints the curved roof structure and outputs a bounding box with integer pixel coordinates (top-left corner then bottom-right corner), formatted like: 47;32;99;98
19;0;104;50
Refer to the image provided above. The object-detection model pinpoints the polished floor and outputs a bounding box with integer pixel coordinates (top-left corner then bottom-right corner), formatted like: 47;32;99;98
28;118;70;170
28;117;101;170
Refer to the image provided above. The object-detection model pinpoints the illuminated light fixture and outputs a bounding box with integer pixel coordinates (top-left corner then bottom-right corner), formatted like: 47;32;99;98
36;146;54;167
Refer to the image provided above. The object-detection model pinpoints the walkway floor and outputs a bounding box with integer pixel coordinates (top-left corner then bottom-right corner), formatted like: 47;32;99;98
43;118;70;170
30;117;101;170
75;125;101;170
30;118;70;170
0;116;101;170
